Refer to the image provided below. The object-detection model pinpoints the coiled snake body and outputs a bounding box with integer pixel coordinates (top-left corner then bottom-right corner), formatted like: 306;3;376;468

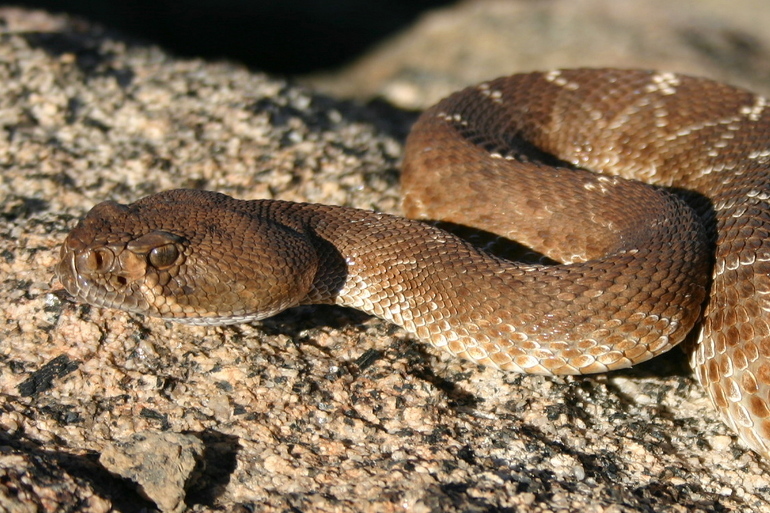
57;69;770;459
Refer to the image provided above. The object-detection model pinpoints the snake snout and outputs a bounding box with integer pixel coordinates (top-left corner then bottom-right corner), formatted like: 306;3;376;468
55;240;81;298
55;218;163;315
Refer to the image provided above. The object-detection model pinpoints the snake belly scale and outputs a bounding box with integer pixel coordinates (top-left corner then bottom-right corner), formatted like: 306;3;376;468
56;69;770;459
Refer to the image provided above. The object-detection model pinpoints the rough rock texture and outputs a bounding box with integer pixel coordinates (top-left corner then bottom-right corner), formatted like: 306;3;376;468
1;4;769;513
0;445;113;513
306;0;770;109
100;432;205;513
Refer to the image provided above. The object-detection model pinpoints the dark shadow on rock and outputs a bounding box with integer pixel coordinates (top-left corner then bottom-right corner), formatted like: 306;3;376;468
0;398;241;510
14;0;459;74
259;304;374;339
490;421;733;510
0;429;155;512
186;430;241;507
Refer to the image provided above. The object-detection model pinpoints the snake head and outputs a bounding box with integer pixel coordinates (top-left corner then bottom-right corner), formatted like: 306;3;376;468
56;190;319;325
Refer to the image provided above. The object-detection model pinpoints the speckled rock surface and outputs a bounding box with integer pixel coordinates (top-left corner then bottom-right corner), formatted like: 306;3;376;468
1;7;769;513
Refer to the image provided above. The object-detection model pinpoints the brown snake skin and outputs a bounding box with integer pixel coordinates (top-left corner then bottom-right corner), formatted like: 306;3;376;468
56;69;770;459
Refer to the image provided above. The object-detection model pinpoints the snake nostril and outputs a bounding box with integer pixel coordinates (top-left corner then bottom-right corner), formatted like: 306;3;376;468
83;247;115;273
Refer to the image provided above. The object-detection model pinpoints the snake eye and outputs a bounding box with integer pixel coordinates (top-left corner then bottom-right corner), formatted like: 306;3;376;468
127;231;184;270
84;248;114;273
148;244;180;269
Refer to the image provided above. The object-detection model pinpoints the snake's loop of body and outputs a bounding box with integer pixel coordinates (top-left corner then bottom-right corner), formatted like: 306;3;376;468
57;69;770;459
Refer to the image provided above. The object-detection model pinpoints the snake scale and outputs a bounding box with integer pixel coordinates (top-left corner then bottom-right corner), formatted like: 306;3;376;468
56;69;770;459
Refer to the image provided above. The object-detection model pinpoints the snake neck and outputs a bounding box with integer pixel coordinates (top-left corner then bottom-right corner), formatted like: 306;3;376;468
255;198;708;376
258;200;472;312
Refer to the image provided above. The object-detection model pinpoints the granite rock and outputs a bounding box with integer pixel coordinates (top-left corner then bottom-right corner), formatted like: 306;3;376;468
100;432;205;513
0;6;769;513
